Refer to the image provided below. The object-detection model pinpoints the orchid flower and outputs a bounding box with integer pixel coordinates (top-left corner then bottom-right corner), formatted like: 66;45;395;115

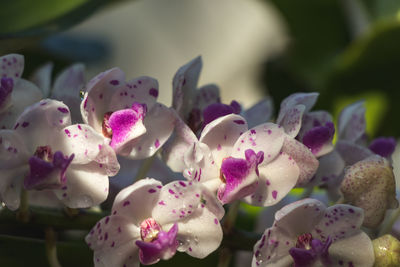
252;198;375;267
30;62;86;123
277;92;335;157
0;99;119;210
0;54;42;129
313;101;396;200
80;68;175;159
166;112;317;206
86;178;224;267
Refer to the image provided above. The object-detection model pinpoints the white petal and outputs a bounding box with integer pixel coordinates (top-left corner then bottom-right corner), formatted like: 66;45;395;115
335;140;373;165
337;101;366;142
243;97;274;128
0;167;26;210
200;114;248;164
232;123;285;167
109;76;158;112
244;153;299;207
29;62;53;97
112;178;162;225
81;68;126;132
14;99;71;152
54;163;110;208
120;104;175;159
0;130;30;168
0;54;24;85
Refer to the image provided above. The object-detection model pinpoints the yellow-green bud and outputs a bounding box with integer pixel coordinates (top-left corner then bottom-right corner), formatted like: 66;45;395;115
373;234;400;267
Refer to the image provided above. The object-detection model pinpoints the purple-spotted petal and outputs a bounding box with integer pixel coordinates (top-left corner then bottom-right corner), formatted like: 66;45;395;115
193;84;220;111
277;92;319;123
279;104;305;138
152;181;201;225
29;62;53;97
24;151;74;190
338;101;366;143
109;76;159;113
85;215;140;267
109;103;146;152
0;54;24;85
232;123;285;167
243;97;274;128
302;121;335;157
172;56;202;118
218;150;263;204
81;68;126;132
0;130;30;168
0;77;14;113
162;113;198;172
136;223;179;265
14;99;71;152
119;103;174;159
313;150;345;188
244;153;299;207
336;140;373;165
369;137;396;158
53;163;110;208
52;63;85;122
328;231;374;267
112;178;162;225
281;137;319;187
200;114;248;164
175;201;223;258
0;79;43;129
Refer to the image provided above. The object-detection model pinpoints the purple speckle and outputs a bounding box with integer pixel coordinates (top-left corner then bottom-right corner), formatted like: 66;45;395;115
214;218;219;225
149;88;158;97
348;208;354;213
158;200;166;205
57;107;69;113
251;129;256;134
22;122;29;128
272;190;278;199
148;188;156;193
168;189;175;195
110;80;119;86
155;139;160;149
233;120;245;125
179;181;186;187
123;200;130;207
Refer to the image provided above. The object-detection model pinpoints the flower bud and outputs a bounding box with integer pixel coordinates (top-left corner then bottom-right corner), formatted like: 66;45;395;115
373;234;400;267
340;155;398;228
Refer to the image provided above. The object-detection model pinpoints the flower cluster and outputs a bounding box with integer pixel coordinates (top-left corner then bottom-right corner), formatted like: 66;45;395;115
0;53;399;267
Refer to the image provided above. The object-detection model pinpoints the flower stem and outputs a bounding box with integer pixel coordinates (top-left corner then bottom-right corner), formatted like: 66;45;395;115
16;188;30;223
217;247;233;267
45;227;62;267
378;207;400;237
223;201;241;234
133;153;157;182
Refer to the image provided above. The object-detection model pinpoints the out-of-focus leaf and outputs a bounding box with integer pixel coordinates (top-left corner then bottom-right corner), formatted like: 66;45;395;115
0;0;109;54
362;0;400;20
323;19;400;136
268;0;350;88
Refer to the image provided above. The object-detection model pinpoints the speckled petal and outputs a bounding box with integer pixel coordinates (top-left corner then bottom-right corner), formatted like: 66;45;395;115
120;103;175;159
313;150;345;187
244;97;274;128
337;101;366;143
281;136;319;187
336;140;373;165
53;163;110;208
175;202;223;259
52;63;85;122
112;178;162;225
244;153;299;207
109;76;158;113
0;79;43;129
29;62;53;97
162;113;198;172
81;68;125;132
0;54;24;85
200;114;248;164
279;105;305;138
0;167;27;210
172;56;202;118
232;123;285;167
312;204;364;242
277;92;319;123
183;142;219;183
85;215;140;267
152;180;202;226
328;231;374;267
14;99;71;152
0;130;30;168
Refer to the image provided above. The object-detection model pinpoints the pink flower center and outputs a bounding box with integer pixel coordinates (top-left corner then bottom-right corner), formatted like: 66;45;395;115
34;146;53;162
102;111;114;138
295;233;313;250
140;218;162;242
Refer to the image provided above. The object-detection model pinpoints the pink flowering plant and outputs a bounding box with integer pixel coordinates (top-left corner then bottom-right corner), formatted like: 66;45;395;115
0;53;399;267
